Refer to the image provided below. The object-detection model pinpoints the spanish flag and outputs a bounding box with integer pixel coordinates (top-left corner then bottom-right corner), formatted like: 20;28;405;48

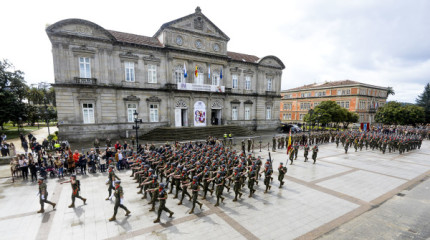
287;129;292;154
195;65;198;77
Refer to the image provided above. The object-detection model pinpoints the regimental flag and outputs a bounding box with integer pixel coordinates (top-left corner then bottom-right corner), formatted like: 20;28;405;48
220;68;223;79
208;64;211;79
195;65;198;77
287;129;292;154
183;62;187;78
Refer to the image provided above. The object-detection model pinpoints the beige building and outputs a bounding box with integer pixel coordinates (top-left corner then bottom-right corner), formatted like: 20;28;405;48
46;7;285;141
280;80;389;124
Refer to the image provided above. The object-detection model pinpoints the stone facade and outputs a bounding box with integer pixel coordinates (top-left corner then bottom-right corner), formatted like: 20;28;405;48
46;7;285;141
280;80;389;124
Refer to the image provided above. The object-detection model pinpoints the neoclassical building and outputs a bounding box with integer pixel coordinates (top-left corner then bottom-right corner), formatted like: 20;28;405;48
47;7;285;141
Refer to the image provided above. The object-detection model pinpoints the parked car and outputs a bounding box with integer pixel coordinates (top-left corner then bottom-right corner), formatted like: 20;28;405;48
276;124;303;133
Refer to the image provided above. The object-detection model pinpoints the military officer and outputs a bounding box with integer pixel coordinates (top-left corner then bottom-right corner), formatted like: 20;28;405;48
61;174;86;208
109;180;131;221
37;177;56;213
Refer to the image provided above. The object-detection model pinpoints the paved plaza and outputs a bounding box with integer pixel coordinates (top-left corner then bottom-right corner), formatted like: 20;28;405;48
0;141;429;240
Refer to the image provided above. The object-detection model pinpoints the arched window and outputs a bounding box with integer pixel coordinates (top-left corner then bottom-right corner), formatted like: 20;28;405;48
174;66;184;84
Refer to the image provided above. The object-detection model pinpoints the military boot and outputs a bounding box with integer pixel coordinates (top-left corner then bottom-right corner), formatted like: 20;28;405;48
153;218;160;223
37;209;44;213
83;198;87;205
169;211;174;218
109;216;116;221
125;210;131;216
68;204;75;208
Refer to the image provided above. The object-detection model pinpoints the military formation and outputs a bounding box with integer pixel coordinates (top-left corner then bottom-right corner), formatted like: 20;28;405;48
128;141;293;223
335;130;424;154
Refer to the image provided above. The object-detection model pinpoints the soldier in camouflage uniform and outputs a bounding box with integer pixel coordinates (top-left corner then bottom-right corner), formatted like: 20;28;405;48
109;180;131;221
61;174;86;208
312;145;319;164
153;183;174;223
303;144;309;162
37;177;56;213
278;162;287;188
105;165;120;200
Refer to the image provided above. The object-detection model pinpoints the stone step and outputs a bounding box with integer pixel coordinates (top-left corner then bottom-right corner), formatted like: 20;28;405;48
140;125;254;141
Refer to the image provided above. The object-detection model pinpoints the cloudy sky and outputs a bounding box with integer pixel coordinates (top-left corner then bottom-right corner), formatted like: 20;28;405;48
1;0;429;102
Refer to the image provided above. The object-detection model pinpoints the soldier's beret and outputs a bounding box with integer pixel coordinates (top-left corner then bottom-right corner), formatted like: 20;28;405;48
38;177;44;180
114;180;121;184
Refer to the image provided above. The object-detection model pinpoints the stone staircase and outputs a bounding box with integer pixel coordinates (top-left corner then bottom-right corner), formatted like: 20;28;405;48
140;125;254;141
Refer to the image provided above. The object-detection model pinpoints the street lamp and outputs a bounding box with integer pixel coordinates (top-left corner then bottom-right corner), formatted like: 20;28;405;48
132;111;143;150
18;117;22;135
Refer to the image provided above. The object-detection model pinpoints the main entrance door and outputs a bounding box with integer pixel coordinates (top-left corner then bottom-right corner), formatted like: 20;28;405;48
175;108;188;127
211;109;222;125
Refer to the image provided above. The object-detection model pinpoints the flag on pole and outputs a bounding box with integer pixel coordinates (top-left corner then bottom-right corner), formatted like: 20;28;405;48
220;68;223;79
287;129;292;154
195;65;198;77
183;62;187;78
208;64;211;79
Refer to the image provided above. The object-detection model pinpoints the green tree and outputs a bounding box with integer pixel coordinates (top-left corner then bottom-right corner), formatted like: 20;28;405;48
342;109;359;128
416;83;430;123
375;101;424;125
303;101;352;128
0;59;29;129
387;86;395;97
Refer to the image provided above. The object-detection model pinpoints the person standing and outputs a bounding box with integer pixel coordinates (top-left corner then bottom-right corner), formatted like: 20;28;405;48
10;143;16;157
153;183;174;223
108;180;131;221
37;177;56;213
61;174;87;208
105;166;120;200
19;155;29;180
29;160;38;182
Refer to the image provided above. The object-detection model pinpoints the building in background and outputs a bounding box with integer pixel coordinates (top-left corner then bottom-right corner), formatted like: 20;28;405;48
280;80;389;124
46;7;284;141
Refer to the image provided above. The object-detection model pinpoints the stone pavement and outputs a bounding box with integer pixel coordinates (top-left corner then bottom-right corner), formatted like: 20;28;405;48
0;140;429;240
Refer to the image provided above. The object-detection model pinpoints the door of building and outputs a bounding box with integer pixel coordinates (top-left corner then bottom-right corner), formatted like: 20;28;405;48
211;109;222;125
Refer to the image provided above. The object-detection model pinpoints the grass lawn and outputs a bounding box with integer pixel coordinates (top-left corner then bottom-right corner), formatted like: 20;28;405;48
0;126;40;140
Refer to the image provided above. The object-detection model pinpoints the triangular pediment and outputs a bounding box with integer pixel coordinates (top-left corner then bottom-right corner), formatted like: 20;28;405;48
154;7;230;41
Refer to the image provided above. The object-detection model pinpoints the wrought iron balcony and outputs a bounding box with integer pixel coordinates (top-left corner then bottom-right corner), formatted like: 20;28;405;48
164;83;178;90
74;77;97;85
368;107;377;113
266;90;277;96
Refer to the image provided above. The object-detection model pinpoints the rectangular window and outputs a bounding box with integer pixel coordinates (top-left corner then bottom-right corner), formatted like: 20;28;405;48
175;69;184;84
301;92;311;98
232;106;238;120
300;102;311;110
245;76;251;90
345;101;350;109
287;114;291;120
267;78;272;91
284;94;292;99
266;106;271;120
232;75;238;89
283;103;292;110
127;103;137;122
314;102;320;107
82;103;95;124
148;65;157;83
245;107;251;120
315;91;326;97
149;104;159;122
337;90;342;95
299;114;305;120
79;57;91;78
212;75;220;86
125;62;135;82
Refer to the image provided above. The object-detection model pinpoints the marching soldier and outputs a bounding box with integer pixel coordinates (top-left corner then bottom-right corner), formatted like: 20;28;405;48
293;142;299;160
303;144;309;162
231;168;243;201
288;148;294;165
272;137;276;152
153;183;174;223
262;164;273;193
189;176;203;214
278;162;287;188
106;165;121;200
37;177;56;213
247;138;252;153
61;174;86;208
109;180;131;221
247;166;257;197
312;145;319;164
178;168;192;205
210;171;226;206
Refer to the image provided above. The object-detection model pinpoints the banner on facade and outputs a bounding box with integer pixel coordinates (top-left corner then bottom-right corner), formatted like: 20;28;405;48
194;101;206;127
178;83;225;93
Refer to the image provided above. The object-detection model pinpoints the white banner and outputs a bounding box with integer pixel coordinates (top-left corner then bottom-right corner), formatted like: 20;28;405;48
178;83;225;93
193;101;206;127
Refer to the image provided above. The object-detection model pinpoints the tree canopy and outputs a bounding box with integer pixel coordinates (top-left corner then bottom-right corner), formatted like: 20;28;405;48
416;83;430;123
303;100;359;128
375;101;425;125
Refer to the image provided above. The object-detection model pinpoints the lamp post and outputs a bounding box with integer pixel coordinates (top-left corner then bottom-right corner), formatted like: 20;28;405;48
18;117;22;135
44;97;51;136
133;111;143;150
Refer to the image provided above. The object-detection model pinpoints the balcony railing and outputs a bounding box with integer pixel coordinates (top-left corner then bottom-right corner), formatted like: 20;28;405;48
368;107;376;113
266;91;277;96
74;77;97;85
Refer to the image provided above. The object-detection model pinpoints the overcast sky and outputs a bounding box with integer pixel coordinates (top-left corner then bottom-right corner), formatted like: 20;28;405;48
1;0;429;103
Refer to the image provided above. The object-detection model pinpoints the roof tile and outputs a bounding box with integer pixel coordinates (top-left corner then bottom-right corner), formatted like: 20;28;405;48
108;30;163;48
227;51;259;63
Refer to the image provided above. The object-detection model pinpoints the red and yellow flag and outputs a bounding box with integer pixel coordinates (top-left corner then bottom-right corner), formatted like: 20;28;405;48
195;65;198;77
287;129;292;154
